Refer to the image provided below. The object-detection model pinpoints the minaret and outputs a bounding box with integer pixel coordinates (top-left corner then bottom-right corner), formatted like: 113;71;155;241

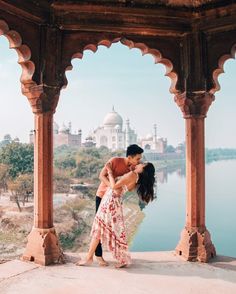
154;124;157;149
78;129;82;147
29;130;34;144
68;121;72;134
125;119;130;148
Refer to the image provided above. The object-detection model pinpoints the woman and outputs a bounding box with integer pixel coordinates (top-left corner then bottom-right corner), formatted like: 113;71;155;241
77;162;155;268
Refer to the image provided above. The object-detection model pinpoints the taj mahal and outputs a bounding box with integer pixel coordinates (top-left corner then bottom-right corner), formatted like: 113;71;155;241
92;107;137;150
30;107;167;153
91;107;167;152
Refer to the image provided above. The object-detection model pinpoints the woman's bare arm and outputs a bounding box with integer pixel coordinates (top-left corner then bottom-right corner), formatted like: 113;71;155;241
109;172;136;190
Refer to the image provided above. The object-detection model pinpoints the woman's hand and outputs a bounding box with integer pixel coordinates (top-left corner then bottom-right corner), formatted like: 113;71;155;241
105;162;112;175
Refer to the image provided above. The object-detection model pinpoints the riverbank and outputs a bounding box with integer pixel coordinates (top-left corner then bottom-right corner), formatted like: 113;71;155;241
0;192;145;261
153;155;236;171
153;158;185;171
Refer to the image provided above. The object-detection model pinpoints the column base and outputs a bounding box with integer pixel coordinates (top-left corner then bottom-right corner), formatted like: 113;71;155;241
21;227;64;265
175;226;216;262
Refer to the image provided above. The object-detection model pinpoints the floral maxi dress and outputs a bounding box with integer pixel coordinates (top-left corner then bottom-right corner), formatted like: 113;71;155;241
90;186;131;265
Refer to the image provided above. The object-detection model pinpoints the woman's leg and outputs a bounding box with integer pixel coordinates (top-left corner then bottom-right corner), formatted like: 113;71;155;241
77;237;100;266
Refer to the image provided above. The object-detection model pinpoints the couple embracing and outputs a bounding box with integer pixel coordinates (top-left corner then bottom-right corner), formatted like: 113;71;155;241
78;144;155;268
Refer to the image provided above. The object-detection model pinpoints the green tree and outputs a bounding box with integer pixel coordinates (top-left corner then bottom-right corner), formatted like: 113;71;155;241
53;168;71;193
165;145;175;153
75;153;104;179
0;142;34;178
54;155;76;170
8;173;33;211
53;145;123;184
0;134;12;147
0;163;10;193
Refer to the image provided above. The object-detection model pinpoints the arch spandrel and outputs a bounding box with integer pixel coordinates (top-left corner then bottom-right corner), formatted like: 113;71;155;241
0;9;42;83
206;29;236;94
210;43;236;94
61;31;184;94
0;19;65;113
0;20;36;86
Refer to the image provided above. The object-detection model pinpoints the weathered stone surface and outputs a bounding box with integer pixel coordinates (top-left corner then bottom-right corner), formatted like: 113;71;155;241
1;252;236;294
176;227;216;262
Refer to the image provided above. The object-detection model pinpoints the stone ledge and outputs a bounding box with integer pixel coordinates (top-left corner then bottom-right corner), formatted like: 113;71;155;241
0;251;236;294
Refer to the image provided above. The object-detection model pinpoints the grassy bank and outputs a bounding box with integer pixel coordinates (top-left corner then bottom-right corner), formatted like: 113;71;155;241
152;154;236;171
152;158;185;171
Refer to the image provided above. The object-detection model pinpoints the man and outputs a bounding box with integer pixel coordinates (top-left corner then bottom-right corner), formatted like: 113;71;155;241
95;144;144;266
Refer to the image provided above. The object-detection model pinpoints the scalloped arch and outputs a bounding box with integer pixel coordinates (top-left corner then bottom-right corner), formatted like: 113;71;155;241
211;43;236;94
64;37;178;94
0;19;36;91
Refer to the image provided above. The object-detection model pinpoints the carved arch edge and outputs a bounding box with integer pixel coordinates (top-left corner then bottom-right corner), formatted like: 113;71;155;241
0;19;36;92
63;37;179;94
211;43;236;94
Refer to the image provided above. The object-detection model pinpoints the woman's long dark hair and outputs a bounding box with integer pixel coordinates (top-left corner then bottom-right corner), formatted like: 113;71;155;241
136;162;156;204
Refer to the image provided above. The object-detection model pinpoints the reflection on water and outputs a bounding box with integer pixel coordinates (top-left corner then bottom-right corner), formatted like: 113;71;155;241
130;160;236;258
155;165;186;184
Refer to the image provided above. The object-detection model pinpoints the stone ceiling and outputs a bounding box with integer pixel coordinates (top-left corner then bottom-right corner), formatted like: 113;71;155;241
0;0;227;11
70;0;220;7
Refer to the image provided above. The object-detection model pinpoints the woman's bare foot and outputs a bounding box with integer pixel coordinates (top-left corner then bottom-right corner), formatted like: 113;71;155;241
115;263;127;269
76;257;93;266
96;256;109;266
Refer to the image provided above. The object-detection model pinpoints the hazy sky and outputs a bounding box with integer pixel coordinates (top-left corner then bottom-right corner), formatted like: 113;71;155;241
0;37;235;148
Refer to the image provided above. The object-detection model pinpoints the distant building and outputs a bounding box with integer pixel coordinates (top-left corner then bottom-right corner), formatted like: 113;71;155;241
1;134;12;147
175;142;185;154
139;124;167;153
29;121;82;148
92;107;137;151
82;135;96;148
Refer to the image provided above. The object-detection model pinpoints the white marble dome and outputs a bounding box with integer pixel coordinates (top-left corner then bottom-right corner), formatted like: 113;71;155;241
103;107;123;127
59;123;69;133
146;133;153;140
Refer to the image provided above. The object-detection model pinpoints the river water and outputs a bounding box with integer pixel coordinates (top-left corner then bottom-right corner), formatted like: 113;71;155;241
130;159;236;258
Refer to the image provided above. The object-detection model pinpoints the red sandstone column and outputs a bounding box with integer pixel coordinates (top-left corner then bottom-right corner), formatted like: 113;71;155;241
22;87;63;265
174;92;216;262
34;112;53;228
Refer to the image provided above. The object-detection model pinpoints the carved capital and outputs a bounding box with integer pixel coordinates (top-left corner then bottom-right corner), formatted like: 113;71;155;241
23;84;61;114
174;92;215;118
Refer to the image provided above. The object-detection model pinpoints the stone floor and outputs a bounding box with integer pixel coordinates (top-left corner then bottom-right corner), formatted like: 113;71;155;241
0;251;236;294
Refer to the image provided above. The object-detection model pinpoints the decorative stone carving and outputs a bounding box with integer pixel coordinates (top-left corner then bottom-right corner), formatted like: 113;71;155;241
0;19;36;93
63;36;179;94
23;85;61;114
174;92;215;117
